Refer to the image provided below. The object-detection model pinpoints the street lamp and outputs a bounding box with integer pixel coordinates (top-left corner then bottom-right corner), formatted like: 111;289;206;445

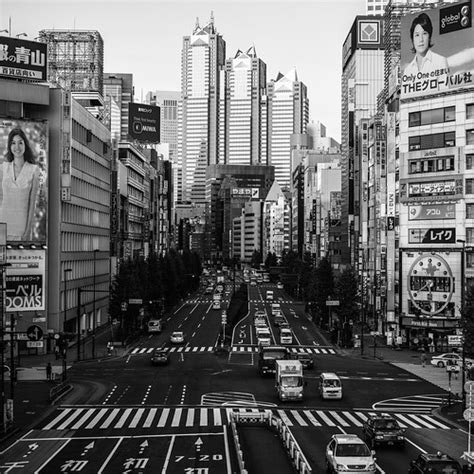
92;249;99;359
457;239;466;409
62;268;72;382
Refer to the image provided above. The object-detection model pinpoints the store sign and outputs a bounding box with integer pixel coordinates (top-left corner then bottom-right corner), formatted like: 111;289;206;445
408;181;456;198
409;228;456;244
231;188;259;199
408;203;455;220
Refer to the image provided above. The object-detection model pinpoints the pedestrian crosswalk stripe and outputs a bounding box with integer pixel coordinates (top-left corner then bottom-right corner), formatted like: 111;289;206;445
131;346;337;355
40;407;452;431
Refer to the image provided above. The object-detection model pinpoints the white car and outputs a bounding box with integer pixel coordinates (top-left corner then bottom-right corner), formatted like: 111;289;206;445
430;352;473;368
277;282;284;289
326;434;376;474
170;331;185;344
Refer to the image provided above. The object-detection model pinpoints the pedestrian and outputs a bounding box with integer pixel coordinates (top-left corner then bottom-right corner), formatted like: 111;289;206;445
54;345;60;360
421;350;427;368
46;362;52;381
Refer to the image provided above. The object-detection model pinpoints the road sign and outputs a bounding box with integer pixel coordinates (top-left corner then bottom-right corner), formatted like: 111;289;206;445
121;302;128;311
326;300;340;306
26;340;44;348
464;409;474;421
465;381;474;409
26;325;43;341
448;335;463;346
128;298;143;305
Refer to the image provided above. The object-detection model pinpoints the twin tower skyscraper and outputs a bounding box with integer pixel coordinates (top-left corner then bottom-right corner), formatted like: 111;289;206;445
177;14;309;204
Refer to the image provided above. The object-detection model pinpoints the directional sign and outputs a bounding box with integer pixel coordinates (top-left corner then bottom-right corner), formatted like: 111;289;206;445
326;300;340;306
128;298;143;305
448;335;463;346
26;340;43;348
26;325;43;341
465;381;474;409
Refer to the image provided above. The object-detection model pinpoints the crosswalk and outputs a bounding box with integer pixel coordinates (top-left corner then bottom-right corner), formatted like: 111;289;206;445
373;394;449;414
39;406;452;431
131;346;336;355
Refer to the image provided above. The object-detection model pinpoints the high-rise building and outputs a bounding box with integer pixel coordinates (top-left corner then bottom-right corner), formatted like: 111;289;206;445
178;14;226;204
340;16;385;267
223;46;267;165
103;73;134;142
267;69;309;190
39;30;104;95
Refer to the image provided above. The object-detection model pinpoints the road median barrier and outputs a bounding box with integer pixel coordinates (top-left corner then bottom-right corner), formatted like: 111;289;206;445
230;410;312;474
49;381;72;404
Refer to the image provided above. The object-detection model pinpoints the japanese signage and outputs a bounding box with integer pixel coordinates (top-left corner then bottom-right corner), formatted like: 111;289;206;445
408;203;455;220
408;181;456;198
400;2;473;99
0;36;47;81
6;249;46;311
128;102;160;143
0;119;48;244
409;227;456;244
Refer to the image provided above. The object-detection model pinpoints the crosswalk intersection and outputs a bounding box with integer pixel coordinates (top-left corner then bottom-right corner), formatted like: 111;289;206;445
131;346;336;355
39;406;452;431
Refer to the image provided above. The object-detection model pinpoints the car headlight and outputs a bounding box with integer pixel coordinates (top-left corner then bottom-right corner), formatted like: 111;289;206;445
367;463;376;471
375;435;384;439
336;464;348;471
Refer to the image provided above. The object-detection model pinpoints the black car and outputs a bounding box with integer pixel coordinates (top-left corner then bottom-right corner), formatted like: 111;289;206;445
362;413;405;448
291;352;314;370
409;452;462;473
151;348;170;365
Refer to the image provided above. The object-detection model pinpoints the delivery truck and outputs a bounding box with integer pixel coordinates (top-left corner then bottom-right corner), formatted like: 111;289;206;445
275;360;304;401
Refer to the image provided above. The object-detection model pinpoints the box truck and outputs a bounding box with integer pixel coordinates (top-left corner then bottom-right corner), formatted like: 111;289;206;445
275;360;304;401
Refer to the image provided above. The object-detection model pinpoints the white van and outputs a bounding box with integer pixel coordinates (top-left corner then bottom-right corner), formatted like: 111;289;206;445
319;372;342;400
279;328;293;344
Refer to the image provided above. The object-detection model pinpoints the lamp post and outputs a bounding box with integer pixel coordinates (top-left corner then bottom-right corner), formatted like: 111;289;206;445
92;249;99;359
457;239;466;409
62;268;72;382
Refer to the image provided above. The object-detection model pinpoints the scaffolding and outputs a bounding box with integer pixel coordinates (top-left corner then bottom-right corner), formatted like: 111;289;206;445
39;29;104;95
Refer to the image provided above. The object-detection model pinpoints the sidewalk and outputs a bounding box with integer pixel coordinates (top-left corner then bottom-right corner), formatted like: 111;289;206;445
0;323;127;445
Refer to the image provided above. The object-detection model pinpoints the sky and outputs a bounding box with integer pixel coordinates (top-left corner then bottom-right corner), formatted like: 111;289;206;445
1;0;367;143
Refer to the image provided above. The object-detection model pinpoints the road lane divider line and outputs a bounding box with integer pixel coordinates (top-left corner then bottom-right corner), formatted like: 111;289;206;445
405;436;427;454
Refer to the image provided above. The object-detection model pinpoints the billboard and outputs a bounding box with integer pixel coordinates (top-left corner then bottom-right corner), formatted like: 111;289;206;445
0;119;48;244
0;36;47;81
400;1;473;99
408;203;455;220
6;249;46;311
128;102;160;143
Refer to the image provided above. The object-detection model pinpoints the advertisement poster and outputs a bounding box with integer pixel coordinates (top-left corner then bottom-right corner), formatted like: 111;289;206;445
400;1;473;99
0;119;48;244
6;249;46;311
128;102;160;143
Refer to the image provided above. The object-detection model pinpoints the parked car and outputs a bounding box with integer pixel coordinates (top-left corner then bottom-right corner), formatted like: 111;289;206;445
170;331;185;344
326;434;376;474
409;452;462;473
430;352;473;368
151;348;170;365
362;413;405;448
277;282;284;289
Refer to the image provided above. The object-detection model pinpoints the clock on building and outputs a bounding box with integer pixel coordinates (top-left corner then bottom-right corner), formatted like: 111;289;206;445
407;254;454;316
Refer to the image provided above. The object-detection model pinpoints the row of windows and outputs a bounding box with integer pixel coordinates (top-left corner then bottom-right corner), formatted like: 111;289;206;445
72;148;110;183
408;156;455;174
71;176;110;205
72;119;109;156
61;232;109;254
409;106;455;127
62;203;109;227
408;132;455;151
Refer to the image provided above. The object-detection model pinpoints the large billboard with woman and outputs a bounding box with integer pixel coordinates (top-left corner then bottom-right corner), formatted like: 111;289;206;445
400;1;473;99
0;119;48;243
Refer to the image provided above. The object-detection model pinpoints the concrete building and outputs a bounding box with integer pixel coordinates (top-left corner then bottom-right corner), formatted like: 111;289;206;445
267;69;309;189
178;14;226;205
233;201;263;263
307;121;341;153
222;46;267;165
366;0;388;15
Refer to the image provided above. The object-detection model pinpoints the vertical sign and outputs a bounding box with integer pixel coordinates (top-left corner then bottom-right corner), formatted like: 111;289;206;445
61;90;72;201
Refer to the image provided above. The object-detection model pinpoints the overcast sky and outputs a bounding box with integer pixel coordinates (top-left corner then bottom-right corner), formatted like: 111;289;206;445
1;0;367;142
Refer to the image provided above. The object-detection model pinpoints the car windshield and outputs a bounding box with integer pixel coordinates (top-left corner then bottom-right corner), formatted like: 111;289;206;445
323;379;340;388
374;420;398;430
335;443;370;457
281;376;302;387
424;462;460;473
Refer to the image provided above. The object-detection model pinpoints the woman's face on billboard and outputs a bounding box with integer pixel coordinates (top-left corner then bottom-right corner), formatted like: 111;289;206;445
412;24;430;56
11;134;26;159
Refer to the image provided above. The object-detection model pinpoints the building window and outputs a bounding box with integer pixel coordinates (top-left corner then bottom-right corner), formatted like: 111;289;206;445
467;129;474;146
408;106;455;127
467;179;474;194
408;156;454;174
467;204;474;219
467;104;474;120
408;132;455;151
468;154;474;170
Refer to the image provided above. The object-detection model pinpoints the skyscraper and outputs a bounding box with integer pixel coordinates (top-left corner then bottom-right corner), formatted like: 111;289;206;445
178;14;226;204
223;46;267;165
267;69;309;190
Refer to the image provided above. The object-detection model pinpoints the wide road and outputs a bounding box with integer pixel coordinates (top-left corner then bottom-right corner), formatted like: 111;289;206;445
0;280;468;473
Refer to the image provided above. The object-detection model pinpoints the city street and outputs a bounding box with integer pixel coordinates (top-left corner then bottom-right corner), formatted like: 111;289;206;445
0;281;469;473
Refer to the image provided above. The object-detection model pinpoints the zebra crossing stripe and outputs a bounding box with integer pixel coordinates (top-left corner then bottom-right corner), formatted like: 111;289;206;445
115;408;133;429
171;408;183;427
85;408;108;429
316;410;335;427
143;408;157;428
157;408;170;427
277;409;293;426
303;410;321;426
129;408;145;428
186;408;194;427
43;407;74;430
329;411;350;427
200;408;208;426
419;414;450;429
101;408;120;429
214;408;222;425
407;414;441;429
66;408;91;430
341;411;363;427
291;410;308;426
393;413;420;428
